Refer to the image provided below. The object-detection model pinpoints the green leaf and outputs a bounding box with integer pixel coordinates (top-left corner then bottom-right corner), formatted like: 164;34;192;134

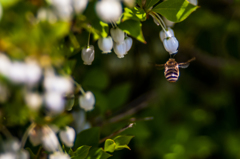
0;0;19;8
74;127;100;149
113;135;134;151
122;7;147;22
145;0;160;10
82;68;109;90
152;0;198;22
68;148;74;156
86;148;112;159
118;20;146;43
72;145;91;159
107;83;132;110
104;139;116;153
136;0;142;7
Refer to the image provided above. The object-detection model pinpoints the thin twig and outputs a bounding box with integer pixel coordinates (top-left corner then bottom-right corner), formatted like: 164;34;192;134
99;123;134;144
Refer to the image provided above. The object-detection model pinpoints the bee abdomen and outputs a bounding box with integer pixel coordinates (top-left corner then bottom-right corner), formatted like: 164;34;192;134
165;69;179;82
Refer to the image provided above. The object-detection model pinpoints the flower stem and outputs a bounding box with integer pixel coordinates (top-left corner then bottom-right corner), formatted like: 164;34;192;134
21;123;36;148
74;81;85;95
149;12;167;33
87;32;91;48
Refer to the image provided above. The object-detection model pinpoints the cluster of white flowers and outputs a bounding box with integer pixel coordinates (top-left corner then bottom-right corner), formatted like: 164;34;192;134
0;138;29;159
28;125;74;157
37;0;88;22
81;28;133;65
96;0;135;23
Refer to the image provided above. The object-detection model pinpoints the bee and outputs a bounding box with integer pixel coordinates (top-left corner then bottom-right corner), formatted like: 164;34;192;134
155;57;196;82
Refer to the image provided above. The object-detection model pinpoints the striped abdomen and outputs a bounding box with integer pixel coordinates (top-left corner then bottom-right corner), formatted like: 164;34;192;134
164;67;179;82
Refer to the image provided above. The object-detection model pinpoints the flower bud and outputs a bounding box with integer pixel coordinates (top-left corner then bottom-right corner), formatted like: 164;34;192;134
73;0;88;14
113;42;127;58
110;28;125;44
125;37;133;52
29;127;42;146
41;127;59;152
187;0;198;5
163;36;179;55
25;92;42;111
98;36;113;54
59;126;75;147
81;45;95;65
44;92;65;114
8;62;27;84
96;0;122;23
25;61;42;86
49;152;70;159
79;91;95;111
160;27;174;42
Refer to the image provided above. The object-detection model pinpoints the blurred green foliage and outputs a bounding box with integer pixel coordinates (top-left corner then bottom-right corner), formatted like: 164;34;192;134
1;0;240;159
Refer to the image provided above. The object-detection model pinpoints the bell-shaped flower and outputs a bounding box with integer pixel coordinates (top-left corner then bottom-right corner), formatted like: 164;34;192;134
98;36;113;53
44;92;65;114
8;62;27;84
49;0;73;21
81;45;95;65
29;127;42;146
25;92;42;111
113;42;127;58
0;153;16;159
59;126;76;147
110;28;125;44
41;126;59;152
160;27;175;42
123;0;136;8
49;152;70;159
96;0;122;23
187;0;198;5
125;37;133;52
163;36;179;55
73;0;88;14
25;61;42;86
79;91;95;111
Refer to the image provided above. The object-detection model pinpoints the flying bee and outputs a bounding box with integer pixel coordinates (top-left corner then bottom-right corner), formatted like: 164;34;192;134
155;57;196;82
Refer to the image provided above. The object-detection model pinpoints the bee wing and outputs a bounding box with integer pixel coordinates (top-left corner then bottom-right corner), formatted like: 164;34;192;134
155;64;165;70
178;57;196;69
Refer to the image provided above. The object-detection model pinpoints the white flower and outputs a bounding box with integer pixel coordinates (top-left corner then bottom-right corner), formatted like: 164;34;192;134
25;61;42;86
44;75;73;95
160;27;175;42
49;152;70;159
96;0;122;23
110;28;125;44
187;0;198;5
41;127;59;152
59;126;75;147
37;8;57;24
49;0;73;21
0;153;16;159
25;92;42;111
81;45;95;65
79;91;95;111
113;42;127;58
73;0;88;14
8;62;27;84
163;36;179;55
0;53;11;77
29;127;42;146
124;37;133;52
44;92;65;114
98;36;113;54
123;0;135;8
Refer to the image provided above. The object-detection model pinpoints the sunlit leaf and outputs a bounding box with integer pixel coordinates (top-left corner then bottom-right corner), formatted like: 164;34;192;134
122;7;147;22
118;20;146;43
104;139;116;153
86;148;112;159
113;135;134;150
72;145;91;159
152;0;198;22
